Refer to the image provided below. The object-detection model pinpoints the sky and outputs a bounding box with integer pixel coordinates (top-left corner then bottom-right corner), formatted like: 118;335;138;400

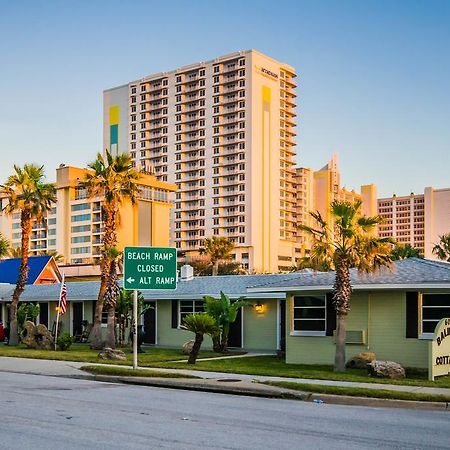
0;0;449;197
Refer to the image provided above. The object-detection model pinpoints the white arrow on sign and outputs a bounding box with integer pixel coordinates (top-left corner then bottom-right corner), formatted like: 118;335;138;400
127;277;135;284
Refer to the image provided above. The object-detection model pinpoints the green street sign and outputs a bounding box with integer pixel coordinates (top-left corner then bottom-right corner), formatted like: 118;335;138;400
123;246;177;290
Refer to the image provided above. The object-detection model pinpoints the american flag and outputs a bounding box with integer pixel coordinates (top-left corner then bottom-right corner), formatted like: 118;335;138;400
59;275;67;315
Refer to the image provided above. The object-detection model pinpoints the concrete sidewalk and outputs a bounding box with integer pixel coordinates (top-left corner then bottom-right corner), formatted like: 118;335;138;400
1;356;450;397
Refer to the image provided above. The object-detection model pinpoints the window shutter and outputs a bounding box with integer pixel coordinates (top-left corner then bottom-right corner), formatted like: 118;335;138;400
405;292;419;338
326;293;336;336
171;300;178;328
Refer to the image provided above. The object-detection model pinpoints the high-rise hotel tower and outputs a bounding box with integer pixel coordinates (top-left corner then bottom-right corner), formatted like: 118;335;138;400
103;50;297;272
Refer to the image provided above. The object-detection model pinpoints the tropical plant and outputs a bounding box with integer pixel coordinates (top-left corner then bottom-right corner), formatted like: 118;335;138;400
299;200;393;372
8;247;64;262
203;291;250;352
180;313;219;364
115;289;149;347
183;257;244;276
80;150;140;349
390;243;423;260
432;233;450;262
103;247;122;348
203;237;235;276
17;303;40;335
1;164;56;345
57;332;75;351
0;233;10;259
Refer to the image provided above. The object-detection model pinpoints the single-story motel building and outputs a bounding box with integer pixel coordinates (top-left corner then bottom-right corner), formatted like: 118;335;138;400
1;258;449;370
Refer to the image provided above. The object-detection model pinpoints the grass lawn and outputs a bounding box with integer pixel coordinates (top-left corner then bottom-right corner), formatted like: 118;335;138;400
262;381;450;403
0;343;233;367
155;355;450;389
80;365;200;379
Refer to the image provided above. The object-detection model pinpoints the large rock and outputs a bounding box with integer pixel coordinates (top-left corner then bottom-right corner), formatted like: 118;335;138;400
367;360;406;379
21;321;54;350
98;347;127;361
182;340;195;355
346;351;376;369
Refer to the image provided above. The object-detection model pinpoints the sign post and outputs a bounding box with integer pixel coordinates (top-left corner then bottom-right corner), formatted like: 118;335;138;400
123;247;177;369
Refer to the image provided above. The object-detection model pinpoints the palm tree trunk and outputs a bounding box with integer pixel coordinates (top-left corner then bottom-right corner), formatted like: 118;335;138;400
333;259;351;372
221;323;230;353
106;306;116;348
334;314;346;372
212;334;221;352
90;207;116;349
212;261;219;276
188;333;203;364
9;212;31;346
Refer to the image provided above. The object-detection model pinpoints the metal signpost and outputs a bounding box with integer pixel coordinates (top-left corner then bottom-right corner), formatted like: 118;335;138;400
123;246;177;369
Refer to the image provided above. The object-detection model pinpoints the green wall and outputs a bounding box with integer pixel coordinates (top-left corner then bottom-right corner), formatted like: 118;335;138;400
286;291;429;368
242;300;278;351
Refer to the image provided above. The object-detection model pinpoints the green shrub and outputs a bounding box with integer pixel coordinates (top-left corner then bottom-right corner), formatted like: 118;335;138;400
57;332;75;351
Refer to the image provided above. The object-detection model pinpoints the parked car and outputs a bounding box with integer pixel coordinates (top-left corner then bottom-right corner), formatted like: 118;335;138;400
0;321;5;342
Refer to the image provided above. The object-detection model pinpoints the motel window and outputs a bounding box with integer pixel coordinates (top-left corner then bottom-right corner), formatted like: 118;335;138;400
179;300;204;326
293;296;326;335
421;294;450;336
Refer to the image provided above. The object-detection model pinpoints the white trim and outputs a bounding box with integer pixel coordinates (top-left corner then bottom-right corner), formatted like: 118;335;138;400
419;333;434;340
155;301;158;345
290;331;326;337
241;307;244;349
248;283;450;293
276;299;280;351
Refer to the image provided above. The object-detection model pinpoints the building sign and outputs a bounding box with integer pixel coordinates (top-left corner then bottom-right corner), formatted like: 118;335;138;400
123;246;177;290
429;317;450;381
255;65;279;80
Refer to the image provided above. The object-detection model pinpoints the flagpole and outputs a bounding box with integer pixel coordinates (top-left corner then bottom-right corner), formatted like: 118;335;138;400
54;273;65;351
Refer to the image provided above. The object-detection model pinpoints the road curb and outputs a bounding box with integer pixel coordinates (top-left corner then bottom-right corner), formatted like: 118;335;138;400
87;374;450;411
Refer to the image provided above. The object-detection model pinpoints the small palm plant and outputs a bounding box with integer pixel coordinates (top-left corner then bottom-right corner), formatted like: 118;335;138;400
299;200;393;372
432;233;450;262
181;314;219;364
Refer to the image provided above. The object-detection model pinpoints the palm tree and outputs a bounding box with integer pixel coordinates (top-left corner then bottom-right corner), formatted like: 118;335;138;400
103;247;121;348
8;247;22;258
432;233;450;262
299;200;393;372
181;313;219;364
0;233;10;259
80;150;140;349
1;164;56;345
203;237;234;276
391;243;423;260
204;291;250;352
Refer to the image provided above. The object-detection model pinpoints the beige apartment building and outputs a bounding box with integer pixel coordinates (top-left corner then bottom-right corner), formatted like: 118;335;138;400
295;154;377;257
103;49;297;272
0;165;176;266
378;187;450;258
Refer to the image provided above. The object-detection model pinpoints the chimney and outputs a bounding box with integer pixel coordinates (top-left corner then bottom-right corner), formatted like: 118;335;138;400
180;264;194;281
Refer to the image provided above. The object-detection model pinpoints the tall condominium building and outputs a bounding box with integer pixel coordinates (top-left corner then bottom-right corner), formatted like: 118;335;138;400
378;187;450;258
0;165;176;265
295;154;377;257
103;49;297;273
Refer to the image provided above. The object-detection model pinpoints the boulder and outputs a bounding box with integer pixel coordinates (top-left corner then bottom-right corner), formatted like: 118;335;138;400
21;321;54;350
367;360;406;379
98;347;127;361
346;351;376;369
182;340;195;355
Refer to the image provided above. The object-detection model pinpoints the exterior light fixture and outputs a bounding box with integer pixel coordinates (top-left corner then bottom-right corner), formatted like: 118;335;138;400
254;302;264;314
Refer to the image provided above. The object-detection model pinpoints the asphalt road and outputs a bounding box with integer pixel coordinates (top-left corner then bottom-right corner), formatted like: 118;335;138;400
0;372;448;450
